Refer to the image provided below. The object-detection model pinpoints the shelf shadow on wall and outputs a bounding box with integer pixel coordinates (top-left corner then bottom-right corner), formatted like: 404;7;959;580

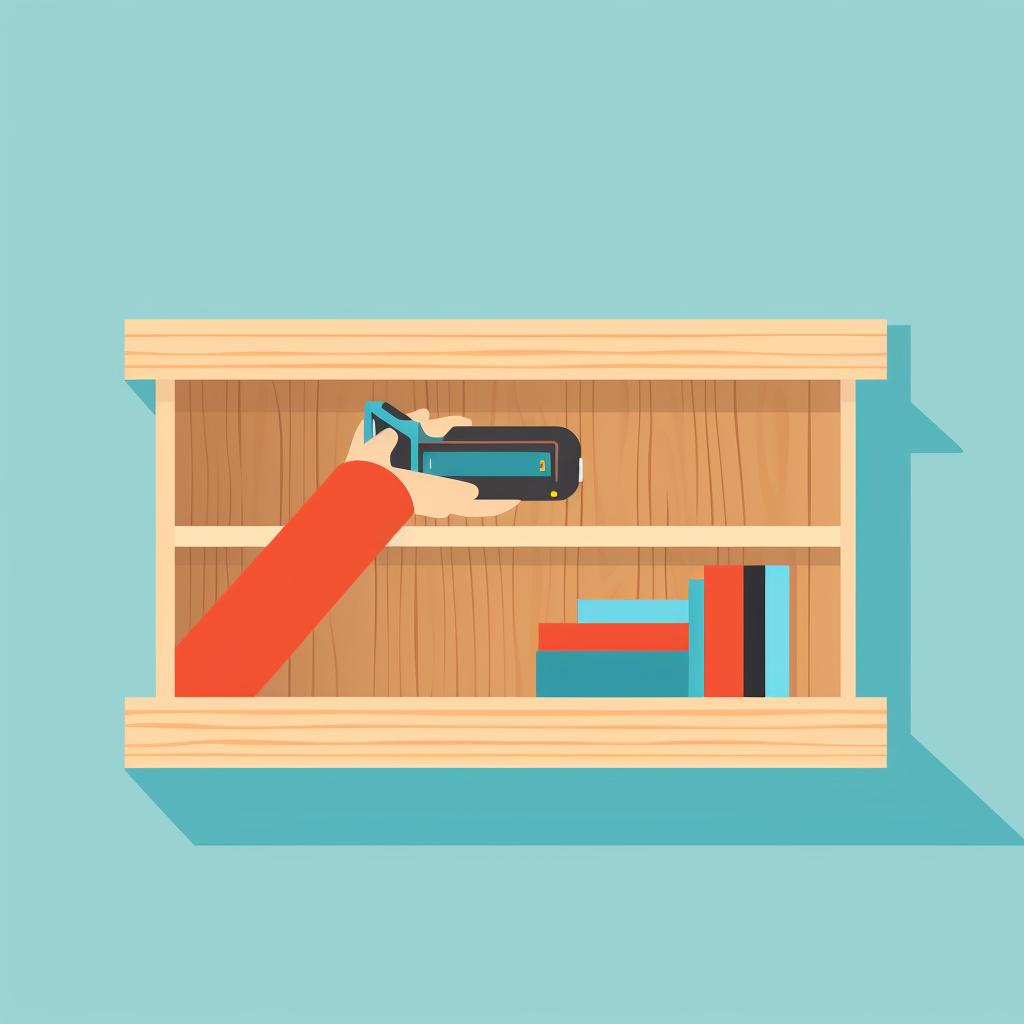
126;379;156;412
128;327;1022;844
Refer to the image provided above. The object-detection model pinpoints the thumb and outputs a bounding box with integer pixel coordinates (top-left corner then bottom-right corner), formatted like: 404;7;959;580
363;426;399;460
348;423;400;468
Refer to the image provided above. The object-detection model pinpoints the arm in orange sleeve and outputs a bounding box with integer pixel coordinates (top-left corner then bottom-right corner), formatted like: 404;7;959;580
175;460;414;697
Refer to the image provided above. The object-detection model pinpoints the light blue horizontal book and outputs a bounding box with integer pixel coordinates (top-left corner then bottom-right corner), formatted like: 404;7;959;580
765;565;790;697
689;580;704;697
536;651;690;697
576;599;689;624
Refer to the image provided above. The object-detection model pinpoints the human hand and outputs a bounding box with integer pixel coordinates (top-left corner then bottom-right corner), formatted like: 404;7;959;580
346;409;520;519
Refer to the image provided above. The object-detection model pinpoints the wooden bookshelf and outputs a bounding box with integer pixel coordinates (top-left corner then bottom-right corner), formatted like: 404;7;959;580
125;319;887;768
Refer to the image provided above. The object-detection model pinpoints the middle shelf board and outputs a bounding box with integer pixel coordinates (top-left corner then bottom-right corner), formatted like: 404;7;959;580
174;524;842;549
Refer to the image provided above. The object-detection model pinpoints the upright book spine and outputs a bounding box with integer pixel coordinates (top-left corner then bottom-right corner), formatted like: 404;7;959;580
704;565;744;697
743;565;765;697
764;565;790;697
689;579;705;697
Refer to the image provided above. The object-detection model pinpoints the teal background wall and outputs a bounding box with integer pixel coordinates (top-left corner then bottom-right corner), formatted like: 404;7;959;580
3;1;1022;1020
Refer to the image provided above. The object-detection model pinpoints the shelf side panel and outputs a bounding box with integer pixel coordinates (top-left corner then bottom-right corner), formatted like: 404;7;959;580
840;380;857;697
155;380;176;697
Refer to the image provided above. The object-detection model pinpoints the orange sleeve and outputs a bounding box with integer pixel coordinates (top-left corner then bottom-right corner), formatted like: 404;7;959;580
175;460;414;697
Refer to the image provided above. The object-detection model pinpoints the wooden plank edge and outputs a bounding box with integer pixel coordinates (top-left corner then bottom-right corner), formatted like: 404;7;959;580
127;367;889;382
126;696;887;711
126;318;888;337
124;696;887;769
173;524;844;549
126;369;891;381
124;318;888;381
125;755;887;768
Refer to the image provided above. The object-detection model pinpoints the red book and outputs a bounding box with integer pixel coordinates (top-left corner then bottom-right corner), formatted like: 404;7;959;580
538;622;688;651
704;565;744;696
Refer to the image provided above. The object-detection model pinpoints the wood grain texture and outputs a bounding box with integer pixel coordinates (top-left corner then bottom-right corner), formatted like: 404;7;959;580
174;525;843;548
124;696;887;767
125;319;887;380
175;547;839;697
172;379;845;698
175;381;841;528
154;380;176;698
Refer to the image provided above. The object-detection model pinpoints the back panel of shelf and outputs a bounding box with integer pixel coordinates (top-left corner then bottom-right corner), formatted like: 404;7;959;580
176;545;838;697
175;380;840;527
173;380;842;698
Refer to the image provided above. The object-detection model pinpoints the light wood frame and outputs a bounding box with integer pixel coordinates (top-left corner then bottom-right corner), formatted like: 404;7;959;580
132;319;885;768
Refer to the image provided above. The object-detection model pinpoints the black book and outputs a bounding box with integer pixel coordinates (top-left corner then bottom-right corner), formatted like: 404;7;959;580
743;565;765;697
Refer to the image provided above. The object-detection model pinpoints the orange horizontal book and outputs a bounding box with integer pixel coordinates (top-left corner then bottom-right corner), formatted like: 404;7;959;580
538;622;689;651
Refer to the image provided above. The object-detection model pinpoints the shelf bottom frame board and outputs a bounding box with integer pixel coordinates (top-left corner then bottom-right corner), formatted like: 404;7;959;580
124;697;887;768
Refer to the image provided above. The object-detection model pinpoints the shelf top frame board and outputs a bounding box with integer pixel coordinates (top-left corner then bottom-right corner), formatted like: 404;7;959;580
125;319;888;381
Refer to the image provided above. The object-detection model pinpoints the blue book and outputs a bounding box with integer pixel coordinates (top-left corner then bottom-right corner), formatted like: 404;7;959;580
536;651;690;696
576;599;688;624
764;565;790;697
689;580;705;697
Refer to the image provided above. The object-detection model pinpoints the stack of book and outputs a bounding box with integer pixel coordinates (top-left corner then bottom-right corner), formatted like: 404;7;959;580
536;599;691;696
535;566;791;697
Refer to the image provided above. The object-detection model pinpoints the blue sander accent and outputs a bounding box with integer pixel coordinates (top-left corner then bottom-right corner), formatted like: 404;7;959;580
424;450;552;477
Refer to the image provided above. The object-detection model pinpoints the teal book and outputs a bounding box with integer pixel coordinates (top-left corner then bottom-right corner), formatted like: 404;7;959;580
764;565;790;697
689;580;705;697
536;651;690;696
576;599;688;623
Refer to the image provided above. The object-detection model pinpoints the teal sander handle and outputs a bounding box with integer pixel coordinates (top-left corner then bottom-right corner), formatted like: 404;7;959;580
363;401;583;501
